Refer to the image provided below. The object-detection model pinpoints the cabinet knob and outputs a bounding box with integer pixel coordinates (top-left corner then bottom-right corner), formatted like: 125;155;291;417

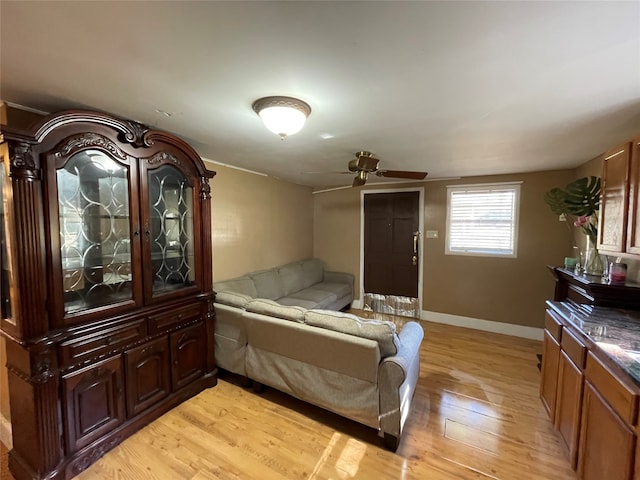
174;360;179;366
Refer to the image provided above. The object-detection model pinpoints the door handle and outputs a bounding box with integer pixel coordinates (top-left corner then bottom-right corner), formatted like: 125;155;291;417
412;231;420;265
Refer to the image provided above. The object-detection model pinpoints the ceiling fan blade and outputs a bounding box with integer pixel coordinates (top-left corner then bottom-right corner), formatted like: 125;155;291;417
303;171;353;175
377;170;428;180
356;152;380;171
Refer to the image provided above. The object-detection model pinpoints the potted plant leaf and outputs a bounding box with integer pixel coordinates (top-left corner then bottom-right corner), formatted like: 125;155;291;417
544;176;602;274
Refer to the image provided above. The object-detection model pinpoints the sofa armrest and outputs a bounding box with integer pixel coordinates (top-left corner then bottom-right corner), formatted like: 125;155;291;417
324;270;355;287
377;321;424;448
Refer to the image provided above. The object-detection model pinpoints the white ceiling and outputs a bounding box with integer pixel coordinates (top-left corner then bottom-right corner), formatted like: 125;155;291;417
2;1;640;187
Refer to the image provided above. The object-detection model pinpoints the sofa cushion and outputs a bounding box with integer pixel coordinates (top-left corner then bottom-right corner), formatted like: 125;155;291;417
313;281;352;299
215;291;253;308
278;262;304;296
276;298;319;310
300;259;324;289
213;276;257;298
250;269;285;300
280;288;337;309
245;299;306;323
305;310;401;357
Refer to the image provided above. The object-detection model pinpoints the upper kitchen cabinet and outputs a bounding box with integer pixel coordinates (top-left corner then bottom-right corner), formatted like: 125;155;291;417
597;135;640;258
625;136;640;255
598;143;631;254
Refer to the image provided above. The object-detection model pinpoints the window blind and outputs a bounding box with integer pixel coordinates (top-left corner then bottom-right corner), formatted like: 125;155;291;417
446;184;520;257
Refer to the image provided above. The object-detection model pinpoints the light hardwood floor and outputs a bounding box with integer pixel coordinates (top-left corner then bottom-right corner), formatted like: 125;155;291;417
4;313;576;480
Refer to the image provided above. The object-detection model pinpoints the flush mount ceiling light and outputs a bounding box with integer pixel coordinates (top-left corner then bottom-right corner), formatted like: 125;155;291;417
252;96;311;139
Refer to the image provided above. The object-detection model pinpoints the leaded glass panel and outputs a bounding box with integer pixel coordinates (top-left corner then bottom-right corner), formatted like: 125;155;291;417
148;165;195;296
0;163;11;319
57;150;133;314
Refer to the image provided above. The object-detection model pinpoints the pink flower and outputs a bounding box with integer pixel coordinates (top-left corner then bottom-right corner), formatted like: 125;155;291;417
574;215;589;227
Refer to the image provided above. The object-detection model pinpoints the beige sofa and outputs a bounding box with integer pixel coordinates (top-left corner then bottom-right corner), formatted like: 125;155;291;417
213;259;424;449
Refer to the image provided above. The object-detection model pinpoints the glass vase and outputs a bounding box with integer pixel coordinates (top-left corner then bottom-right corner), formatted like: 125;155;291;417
584;235;603;276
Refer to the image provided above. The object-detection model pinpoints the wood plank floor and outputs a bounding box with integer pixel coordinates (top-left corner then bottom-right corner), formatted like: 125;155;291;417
3;313;576;480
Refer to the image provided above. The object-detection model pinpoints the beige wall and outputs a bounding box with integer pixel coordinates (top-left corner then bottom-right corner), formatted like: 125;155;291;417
207;161;314;281
314;170;576;329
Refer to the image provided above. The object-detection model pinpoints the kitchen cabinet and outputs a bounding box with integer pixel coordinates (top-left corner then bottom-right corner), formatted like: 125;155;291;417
626;136;640;254
597;135;640;257
0;110;217;480
577;353;637;480
598;142;631;253
540;311;562;419
555;328;586;468
542;302;640;479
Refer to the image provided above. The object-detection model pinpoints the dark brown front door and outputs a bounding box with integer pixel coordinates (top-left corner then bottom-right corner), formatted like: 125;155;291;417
364;191;420;298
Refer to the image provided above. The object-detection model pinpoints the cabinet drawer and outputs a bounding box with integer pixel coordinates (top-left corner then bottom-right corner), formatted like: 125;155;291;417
561;328;587;369
61;319;147;365
149;304;202;333
545;311;563;342
586;352;638;425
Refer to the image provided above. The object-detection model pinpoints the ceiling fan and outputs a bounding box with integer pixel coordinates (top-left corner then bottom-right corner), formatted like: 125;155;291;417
317;151;428;187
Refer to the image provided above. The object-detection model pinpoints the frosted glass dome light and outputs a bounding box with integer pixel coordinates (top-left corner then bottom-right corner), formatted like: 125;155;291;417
252;96;311;139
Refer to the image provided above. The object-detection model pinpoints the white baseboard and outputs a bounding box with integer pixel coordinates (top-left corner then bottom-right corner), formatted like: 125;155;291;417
421;310;544;341
351;299;542;340
0;413;12;449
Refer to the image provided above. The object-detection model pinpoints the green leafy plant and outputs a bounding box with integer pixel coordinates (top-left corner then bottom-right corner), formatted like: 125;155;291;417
544;176;601;242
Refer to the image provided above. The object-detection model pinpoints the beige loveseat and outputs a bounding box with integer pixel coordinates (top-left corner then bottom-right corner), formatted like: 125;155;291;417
213;259;424;449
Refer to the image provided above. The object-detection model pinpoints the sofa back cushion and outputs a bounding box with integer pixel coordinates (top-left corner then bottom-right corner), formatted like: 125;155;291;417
305;310;401;357
250;269;285;300
300;258;324;289
215;291;253;308
213;276;257;298
278;262;304;296
245;299;306;323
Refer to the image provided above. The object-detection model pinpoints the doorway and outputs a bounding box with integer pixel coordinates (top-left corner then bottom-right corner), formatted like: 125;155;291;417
361;188;423;318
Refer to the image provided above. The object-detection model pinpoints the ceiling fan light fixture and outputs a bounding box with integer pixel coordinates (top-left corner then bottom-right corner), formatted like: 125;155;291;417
252;96;311;139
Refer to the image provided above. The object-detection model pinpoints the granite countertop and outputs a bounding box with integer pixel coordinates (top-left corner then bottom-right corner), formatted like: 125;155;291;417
547;301;640;386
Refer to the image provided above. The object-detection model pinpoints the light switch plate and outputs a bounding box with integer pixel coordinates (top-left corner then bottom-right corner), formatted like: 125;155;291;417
426;230;438;239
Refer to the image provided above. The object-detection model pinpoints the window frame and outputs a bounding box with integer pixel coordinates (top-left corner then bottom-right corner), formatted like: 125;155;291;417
445;182;521;258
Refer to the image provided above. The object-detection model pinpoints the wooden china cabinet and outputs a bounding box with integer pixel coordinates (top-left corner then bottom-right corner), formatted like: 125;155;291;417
0;111;217;479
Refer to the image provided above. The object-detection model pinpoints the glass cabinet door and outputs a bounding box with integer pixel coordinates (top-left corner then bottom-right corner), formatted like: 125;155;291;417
146;164;196;298
57;149;135;315
0;158;12;321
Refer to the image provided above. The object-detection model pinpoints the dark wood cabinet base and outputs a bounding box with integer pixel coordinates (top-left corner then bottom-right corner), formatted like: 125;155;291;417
9;372;217;480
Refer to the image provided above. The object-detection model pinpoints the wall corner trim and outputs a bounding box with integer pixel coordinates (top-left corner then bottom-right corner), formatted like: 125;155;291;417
421;310;544;340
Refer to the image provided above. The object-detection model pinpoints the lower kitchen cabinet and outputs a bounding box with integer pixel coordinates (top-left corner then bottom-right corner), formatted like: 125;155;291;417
540;312;562;419
541;304;640;479
578;380;636;480
556;350;584;468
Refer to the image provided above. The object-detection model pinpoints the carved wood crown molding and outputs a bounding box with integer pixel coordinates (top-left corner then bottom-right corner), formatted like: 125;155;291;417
58;132;127;161
201;177;211;200
9;142;35;168
147;151;182;167
122;120;151;148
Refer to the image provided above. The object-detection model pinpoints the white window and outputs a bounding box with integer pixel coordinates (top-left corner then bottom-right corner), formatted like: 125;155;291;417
446;183;520;257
